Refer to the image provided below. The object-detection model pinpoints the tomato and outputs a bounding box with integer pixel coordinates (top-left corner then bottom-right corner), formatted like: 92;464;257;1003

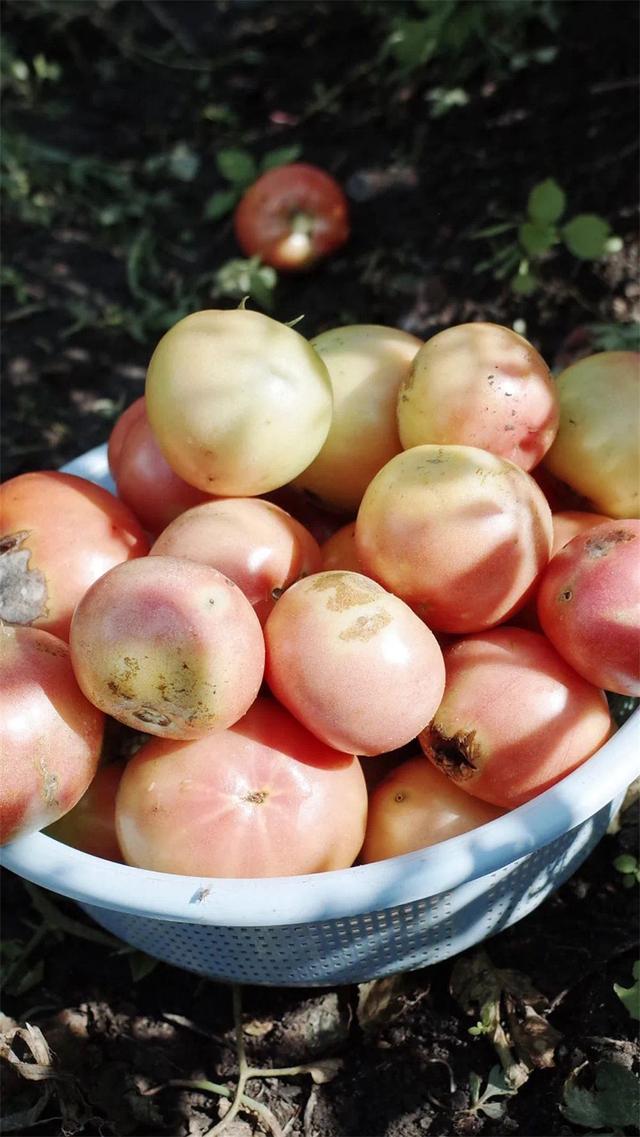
264;570;446;756
115;696;368;877
108;397;213;535
150;497;321;625
145;308;333;496
291;324;422;512
319;522;363;573
537;520;640;696
70;555;265;739
397;322;558;471
46;760;126;862
0;625;104;845
543;351;640;518
360;755;504;862
355;444;553;633
233;163;349;271
419;627;612;808
550;510;612;556
0;471;149;641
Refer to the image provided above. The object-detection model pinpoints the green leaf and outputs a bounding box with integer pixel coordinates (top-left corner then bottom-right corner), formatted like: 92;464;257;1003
248;263;277;311
562;214;611;260
613;853;638;875
527;178;566;223
511;270;538;295
472;221;518;239
261;145;302;172
216;148;257;187
519;220;557;255
389;19;436;73
204;189;238;220
613;961;640;1021
595;1060;640;1127
478;1100;507;1119
561;1081;606;1128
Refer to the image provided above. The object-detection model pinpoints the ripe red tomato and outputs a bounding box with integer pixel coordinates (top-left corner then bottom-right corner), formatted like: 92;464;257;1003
0;625;105;845
264;570;446;756
0;471;149;641
70;555;265;739
115;696;368;877
419;627;612;808
150;497;321;625
108;397;213;535
233;163;350;271
46;760;126;862
360;755;504;862
537;520;640;696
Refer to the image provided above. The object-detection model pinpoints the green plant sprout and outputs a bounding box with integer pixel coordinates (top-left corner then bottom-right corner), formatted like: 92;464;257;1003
215;256;278;311
613;961;640;1022
204;144;302;221
474;177;622;295
613;852;640;888
465;1065;518;1121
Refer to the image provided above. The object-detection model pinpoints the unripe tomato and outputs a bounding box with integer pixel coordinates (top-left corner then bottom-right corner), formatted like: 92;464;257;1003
420;627;612;807
70;556;265;739
264;570;446;756
46;759;126;862
291;324;422;512
233;163;349;271
150;497;321;625
115;697;368;877
543;351;640;518
537;520;640;696
108;397;213;534
145;308;333;496
0;471;149;641
356;444;553;633
360;756;504;862
0;625;105;845
397;322;558;470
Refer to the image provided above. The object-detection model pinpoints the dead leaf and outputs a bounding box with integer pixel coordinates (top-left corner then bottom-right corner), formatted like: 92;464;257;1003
0;1023;54;1081
303;1057;344;1085
356;974;409;1032
450;950;562;1088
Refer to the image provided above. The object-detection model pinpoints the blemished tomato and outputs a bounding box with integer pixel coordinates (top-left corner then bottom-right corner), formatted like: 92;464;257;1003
0;471;149;641
115;697;368;877
543;351;640;518
233;163;350;271
145;308;333;496
397;323;559;471
360;755;504;862
150;497;321;625
355;444;553;634
419;627;612;808
0;625;105;845
537;519;640;696
264;570;446;756
291;324;422;512
46;760;126;862
108;397;213;535
550;510;613;556
70;556;265;739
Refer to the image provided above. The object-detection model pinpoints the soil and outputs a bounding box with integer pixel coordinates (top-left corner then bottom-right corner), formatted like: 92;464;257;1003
1;2;639;1135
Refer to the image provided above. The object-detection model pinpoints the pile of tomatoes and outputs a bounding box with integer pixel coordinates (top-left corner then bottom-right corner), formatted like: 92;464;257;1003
1;310;638;879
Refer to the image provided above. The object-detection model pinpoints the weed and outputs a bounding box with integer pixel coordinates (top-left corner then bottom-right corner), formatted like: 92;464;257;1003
561;1059;640;1132
474;178;621;295
465;1065;518;1121
613;853;640;889
204;145;303;222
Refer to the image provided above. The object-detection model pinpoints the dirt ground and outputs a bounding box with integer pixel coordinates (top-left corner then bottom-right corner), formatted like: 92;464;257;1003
1;2;639;1134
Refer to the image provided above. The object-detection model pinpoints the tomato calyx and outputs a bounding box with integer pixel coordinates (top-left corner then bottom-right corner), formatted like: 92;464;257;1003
420;725;479;781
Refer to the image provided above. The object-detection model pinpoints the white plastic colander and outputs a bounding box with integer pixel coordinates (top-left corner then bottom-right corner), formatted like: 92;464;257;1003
1;445;638;986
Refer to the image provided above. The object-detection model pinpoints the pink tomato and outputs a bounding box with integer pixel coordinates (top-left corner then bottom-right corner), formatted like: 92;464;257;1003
115;697;368;876
264;570;446;756
46;760;126;862
70;556;265;739
0;625;105;844
419;627;612;808
537;520;640;696
319;522;363;573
